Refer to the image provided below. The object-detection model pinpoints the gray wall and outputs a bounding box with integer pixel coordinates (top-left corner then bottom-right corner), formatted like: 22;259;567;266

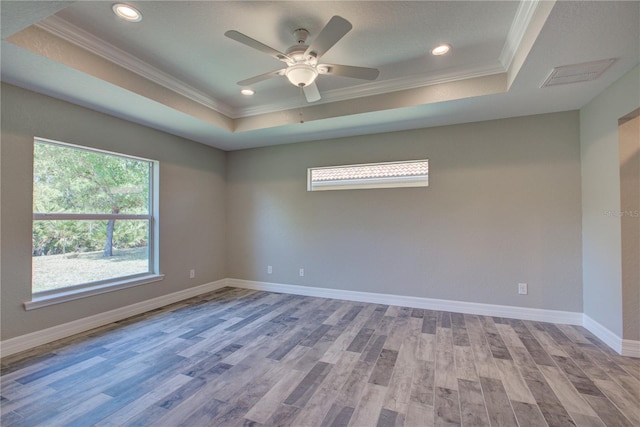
6;80;613;343
227;112;583;312
1;83;227;340
580;64;640;340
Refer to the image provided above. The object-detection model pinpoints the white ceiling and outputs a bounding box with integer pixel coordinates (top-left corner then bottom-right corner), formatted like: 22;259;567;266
2;1;639;151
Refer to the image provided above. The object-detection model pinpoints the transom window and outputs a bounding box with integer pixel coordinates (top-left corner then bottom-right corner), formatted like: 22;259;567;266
308;159;429;191
31;138;160;303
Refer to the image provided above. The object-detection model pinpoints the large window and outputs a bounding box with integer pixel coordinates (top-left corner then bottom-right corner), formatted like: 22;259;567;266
30;138;160;307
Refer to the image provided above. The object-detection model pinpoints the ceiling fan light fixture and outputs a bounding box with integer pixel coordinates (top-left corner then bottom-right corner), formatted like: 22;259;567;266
240;88;255;96
285;63;318;87
431;44;451;56
112;3;142;22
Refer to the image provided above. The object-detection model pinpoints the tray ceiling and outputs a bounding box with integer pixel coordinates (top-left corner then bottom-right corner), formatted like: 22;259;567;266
2;1;639;150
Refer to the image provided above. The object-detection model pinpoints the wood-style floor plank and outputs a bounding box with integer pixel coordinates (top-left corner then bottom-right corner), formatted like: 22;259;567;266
243;368;308;424
479;376;519;426
290;351;360;425
457;379;490;427
347;383;387;427
432;386;460;426
494;358;536;404
2;288;638;426
592;378;640;425
434;326;457;391
320;404;354;427
538;365;598;418
511;400;549;427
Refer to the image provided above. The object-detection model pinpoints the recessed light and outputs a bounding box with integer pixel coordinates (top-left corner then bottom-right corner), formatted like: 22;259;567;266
112;3;142;22
241;89;255;96
431;44;451;56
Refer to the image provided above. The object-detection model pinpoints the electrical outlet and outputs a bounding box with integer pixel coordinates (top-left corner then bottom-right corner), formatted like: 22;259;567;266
189;269;196;279
518;283;528;295
268;265;273;274
299;268;304;277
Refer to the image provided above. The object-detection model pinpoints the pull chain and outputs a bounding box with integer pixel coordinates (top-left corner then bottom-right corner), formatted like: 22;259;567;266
298;86;305;124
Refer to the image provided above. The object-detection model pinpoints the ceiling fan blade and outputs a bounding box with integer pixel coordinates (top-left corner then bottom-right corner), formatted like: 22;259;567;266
319;64;379;80
303;82;321;103
237;69;285;86
225;30;291;62
304;16;352;60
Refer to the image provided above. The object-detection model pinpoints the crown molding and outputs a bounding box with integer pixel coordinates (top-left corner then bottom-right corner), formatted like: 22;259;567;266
499;0;542;70
36;15;237;118
238;61;506;118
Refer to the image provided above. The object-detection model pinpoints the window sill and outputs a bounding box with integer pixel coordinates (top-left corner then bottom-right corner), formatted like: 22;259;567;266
24;274;165;311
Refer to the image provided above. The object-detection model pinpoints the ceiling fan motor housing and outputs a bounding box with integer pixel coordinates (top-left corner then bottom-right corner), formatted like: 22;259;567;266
293;28;309;44
284;29;319;87
285;44;310;62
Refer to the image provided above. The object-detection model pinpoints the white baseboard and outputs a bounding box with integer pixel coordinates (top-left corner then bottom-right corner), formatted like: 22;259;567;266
582;314;623;354
227;279;583;325
583;314;640;358
0;279;227;358
4;278;637;359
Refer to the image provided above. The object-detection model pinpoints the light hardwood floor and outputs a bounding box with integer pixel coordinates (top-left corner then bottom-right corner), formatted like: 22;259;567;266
1;287;639;426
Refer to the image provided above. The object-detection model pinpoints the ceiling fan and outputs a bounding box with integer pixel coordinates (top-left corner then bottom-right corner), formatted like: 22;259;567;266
225;16;379;103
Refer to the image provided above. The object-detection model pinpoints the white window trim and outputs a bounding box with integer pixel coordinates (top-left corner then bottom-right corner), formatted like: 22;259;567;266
308;159;429;191
24;274;165;310
30;137;161;308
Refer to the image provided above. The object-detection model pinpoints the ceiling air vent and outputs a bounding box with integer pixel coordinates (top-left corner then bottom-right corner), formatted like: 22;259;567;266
541;58;615;88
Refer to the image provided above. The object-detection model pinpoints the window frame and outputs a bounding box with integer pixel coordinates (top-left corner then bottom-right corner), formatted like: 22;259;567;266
26;137;162;310
307;159;429;191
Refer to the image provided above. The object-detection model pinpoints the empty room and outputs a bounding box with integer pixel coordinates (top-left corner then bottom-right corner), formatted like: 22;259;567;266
1;1;639;426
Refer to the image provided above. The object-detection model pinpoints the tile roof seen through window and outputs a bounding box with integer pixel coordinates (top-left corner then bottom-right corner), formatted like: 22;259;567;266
311;161;428;182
